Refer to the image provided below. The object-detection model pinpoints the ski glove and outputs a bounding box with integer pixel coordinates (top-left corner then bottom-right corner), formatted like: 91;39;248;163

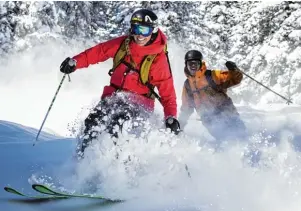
165;117;181;135
225;61;239;71
60;57;76;74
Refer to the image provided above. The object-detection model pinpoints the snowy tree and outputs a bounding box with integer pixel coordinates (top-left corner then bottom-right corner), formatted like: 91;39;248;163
0;1;300;104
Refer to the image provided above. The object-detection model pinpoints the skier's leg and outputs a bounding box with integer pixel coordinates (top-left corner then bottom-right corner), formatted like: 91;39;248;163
226;115;247;140
201;116;224;140
109;102;150;138
79;101;108;155
105;101;133;139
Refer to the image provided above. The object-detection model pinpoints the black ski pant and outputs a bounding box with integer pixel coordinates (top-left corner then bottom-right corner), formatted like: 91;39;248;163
79;96;149;155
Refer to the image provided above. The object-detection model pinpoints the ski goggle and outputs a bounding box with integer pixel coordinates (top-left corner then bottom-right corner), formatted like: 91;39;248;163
131;24;153;37
187;60;201;74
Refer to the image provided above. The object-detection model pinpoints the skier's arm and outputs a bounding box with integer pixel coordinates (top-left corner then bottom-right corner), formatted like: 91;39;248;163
212;68;243;88
149;55;177;119
178;85;194;128
72;36;126;70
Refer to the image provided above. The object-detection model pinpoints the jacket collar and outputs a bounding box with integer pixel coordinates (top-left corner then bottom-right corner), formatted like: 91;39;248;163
129;29;167;56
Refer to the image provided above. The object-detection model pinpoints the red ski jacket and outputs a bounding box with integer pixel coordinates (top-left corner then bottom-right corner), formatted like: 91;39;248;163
72;29;177;119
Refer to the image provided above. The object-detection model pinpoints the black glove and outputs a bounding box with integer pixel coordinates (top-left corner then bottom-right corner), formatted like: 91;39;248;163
165;117;181;135
60;57;76;74
225;61;239;71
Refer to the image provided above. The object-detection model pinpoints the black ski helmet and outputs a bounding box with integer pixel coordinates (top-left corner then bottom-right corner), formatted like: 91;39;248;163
130;9;158;27
185;50;203;63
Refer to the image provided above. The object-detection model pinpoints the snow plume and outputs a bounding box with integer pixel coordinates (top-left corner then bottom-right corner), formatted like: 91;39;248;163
37;93;300;211
50;123;301;211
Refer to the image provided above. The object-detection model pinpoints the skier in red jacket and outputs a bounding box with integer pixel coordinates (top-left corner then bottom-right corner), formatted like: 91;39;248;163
60;9;180;155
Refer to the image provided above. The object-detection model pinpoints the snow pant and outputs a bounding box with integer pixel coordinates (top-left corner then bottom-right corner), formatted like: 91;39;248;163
196;95;247;141
79;95;150;155
201;113;247;141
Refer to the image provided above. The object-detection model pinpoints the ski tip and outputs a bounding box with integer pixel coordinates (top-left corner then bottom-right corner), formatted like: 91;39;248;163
4;186;16;192
32;184;49;189
32;183;59;196
4;186;23;196
32;184;48;191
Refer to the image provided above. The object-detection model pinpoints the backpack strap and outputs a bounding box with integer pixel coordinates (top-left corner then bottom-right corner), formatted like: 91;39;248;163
140;43;169;85
108;37;131;76
140;54;157;85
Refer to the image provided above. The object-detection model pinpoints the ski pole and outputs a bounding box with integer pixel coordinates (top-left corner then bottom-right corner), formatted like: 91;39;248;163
224;61;293;105
240;70;293;105
34;74;68;145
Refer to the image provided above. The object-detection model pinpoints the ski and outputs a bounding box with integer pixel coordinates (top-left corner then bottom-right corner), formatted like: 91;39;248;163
32;184;123;202
4;186;67;199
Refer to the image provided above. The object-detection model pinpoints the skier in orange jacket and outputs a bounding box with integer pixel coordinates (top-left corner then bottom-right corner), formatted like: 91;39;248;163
179;50;247;140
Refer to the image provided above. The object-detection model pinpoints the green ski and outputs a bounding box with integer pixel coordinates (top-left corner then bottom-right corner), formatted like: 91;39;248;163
4;186;67;199
32;184;123;202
